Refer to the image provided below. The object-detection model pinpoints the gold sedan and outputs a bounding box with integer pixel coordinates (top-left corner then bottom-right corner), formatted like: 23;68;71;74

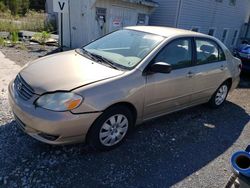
9;26;241;151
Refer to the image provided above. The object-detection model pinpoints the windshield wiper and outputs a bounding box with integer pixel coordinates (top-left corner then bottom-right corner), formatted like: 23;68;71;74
76;48;98;61
90;53;119;70
76;48;119;70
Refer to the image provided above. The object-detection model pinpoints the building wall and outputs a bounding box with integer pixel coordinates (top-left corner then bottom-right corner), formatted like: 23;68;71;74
60;0;153;48
150;0;250;49
149;0;179;27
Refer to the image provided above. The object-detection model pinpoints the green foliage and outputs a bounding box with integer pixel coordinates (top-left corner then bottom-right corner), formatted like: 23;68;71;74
0;20;18;32
2;0;30;16
29;0;45;10
0;37;5;46
33;31;51;45
0;11;56;32
0;1;6;12
10;31;19;43
9;0;20;15
20;0;29;16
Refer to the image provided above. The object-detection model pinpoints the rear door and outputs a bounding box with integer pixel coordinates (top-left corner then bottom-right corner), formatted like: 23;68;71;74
190;38;228;104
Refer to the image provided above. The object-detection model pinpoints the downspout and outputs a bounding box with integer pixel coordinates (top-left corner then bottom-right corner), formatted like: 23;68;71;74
175;0;182;28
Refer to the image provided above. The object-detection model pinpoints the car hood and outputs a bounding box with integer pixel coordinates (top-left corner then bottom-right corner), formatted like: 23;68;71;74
20;50;124;95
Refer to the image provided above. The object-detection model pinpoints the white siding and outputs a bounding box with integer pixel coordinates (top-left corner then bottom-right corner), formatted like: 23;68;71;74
149;0;179;27
151;0;250;48
177;0;250;48
61;0;153;48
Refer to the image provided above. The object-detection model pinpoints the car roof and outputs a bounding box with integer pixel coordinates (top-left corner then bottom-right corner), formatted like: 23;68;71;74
125;26;208;38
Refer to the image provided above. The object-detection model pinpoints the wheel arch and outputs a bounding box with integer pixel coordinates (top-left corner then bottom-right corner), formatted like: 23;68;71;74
85;101;138;144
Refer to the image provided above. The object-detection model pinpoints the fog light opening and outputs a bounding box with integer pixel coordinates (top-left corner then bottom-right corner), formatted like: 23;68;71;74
38;133;59;141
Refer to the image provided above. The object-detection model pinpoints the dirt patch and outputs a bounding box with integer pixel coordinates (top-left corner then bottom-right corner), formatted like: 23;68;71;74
0;43;60;67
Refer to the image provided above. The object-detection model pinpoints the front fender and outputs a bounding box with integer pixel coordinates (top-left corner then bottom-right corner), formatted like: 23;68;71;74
71;70;146;123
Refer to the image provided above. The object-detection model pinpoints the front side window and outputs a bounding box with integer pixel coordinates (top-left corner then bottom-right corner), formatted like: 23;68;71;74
195;39;225;64
84;30;164;69
154;38;192;69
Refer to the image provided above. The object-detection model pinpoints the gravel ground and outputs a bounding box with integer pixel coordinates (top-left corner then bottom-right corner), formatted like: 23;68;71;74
0;44;59;67
0;47;250;188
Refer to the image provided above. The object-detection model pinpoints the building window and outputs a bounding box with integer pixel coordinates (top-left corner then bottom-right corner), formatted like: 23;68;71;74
208;28;216;36
229;0;236;6
221;29;229;43
191;27;200;32
137;14;146;25
231;30;239;46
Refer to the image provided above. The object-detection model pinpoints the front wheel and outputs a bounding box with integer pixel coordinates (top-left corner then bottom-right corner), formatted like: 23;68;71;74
87;106;134;151
209;82;230;108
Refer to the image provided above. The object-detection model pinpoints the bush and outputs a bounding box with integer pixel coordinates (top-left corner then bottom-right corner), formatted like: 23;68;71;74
6;0;30;16
0;1;6;12
32;31;51;45
0;37;5;46
10;31;19;43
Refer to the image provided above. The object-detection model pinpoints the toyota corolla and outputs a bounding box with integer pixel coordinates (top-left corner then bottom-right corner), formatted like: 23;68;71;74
9;26;241;151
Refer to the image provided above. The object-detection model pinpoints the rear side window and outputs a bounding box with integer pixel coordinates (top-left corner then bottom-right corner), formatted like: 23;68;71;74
195;39;225;65
154;38;192;69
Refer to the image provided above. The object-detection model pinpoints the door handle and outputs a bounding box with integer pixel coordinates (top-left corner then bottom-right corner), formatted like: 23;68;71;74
187;71;195;78
220;65;226;71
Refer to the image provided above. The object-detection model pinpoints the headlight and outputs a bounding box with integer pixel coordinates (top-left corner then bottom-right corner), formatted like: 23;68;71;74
35;92;83;112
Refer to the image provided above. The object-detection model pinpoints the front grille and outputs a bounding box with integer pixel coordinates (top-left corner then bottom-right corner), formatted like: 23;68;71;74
14;74;34;101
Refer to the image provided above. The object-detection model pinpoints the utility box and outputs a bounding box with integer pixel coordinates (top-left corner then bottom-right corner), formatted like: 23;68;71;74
57;0;158;49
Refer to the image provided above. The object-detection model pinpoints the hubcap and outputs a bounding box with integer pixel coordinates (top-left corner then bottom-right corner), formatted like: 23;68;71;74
215;85;228;105
99;114;129;146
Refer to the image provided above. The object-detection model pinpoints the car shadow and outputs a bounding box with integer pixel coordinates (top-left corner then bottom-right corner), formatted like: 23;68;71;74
0;101;248;187
239;72;250;89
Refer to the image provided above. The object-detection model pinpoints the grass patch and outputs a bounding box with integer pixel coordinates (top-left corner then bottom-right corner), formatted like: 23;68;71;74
0;11;56;32
0;37;5;46
32;31;51;45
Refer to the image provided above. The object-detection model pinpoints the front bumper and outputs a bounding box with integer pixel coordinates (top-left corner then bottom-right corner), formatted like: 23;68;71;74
8;80;102;145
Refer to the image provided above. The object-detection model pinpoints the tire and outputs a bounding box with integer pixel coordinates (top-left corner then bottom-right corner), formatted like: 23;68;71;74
87;106;134;151
208;81;230;108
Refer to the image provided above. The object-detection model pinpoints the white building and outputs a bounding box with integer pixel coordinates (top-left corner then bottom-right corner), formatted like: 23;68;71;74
150;0;250;49
57;0;158;49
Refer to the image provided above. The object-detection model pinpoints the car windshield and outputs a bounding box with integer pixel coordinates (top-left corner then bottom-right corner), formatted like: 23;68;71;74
83;29;164;69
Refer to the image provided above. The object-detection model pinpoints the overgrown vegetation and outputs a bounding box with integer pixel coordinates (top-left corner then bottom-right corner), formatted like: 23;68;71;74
0;0;45;16
10;31;19;43
0;0;56;32
0;37;5;46
32;31;51;45
0;11;56;32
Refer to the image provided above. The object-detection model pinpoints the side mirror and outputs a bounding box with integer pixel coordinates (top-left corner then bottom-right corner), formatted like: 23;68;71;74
149;62;172;74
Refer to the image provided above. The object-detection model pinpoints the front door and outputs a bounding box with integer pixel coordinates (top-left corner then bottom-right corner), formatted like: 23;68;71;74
144;38;195;120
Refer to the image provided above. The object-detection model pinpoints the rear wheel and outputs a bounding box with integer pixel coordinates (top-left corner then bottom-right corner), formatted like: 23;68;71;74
87;106;134;151
209;81;230;108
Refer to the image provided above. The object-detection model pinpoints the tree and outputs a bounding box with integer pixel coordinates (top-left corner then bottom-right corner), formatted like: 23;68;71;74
9;0;20;15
